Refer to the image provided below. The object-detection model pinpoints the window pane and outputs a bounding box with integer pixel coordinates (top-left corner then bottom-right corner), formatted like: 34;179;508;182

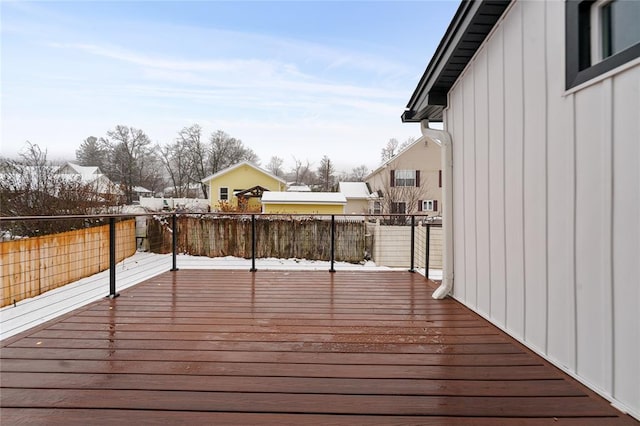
602;0;640;59
394;170;416;187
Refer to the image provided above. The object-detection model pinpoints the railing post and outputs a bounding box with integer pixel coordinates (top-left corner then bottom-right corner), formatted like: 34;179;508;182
107;217;119;299
425;223;431;280
409;215;415;272
250;214;257;272
171;213;179;271
329;215;336;273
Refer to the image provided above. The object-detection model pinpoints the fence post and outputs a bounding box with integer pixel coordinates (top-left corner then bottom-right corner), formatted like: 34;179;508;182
250;214;257;272
171;213;179;271
107;217;119;299
329;215;336;273
425;223;431;280
409;215;415;272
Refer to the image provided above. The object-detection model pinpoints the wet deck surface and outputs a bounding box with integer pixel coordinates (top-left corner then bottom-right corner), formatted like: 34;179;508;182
1;270;636;425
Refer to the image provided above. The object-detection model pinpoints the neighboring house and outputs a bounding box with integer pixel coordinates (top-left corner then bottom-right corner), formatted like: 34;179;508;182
365;136;442;216
261;192;346;214
338;182;373;215
56;162;122;199
201;161;287;211
163;184;205;199
402;0;639;419
132;186;153;200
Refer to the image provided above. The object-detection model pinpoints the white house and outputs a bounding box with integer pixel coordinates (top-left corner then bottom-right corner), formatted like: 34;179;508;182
402;0;639;419
56;162;122;199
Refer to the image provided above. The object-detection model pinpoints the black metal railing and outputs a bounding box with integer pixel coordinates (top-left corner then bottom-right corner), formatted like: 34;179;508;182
0;213;442;308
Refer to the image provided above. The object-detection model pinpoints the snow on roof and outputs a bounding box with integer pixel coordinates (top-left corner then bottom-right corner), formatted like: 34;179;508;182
287;185;312;192
261;191;346;204
338;182;371;199
132;186;152;193
61;162;101;176
201;161;287;185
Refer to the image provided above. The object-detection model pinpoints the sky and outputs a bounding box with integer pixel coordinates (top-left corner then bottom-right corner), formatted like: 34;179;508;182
1;0;459;172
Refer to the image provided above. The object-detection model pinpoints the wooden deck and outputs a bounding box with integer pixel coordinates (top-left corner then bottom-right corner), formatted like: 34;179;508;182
1;270;636;425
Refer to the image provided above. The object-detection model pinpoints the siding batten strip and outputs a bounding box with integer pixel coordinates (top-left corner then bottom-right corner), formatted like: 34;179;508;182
601;77;615;395
485;47;492;318
520;2;527;342
502;25;508;332
472;62;479;311
461;82;467;302
543;0;549;355
571;93;579;374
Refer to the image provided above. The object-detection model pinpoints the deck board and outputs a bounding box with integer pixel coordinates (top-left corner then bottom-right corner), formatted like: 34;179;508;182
1;270;636;424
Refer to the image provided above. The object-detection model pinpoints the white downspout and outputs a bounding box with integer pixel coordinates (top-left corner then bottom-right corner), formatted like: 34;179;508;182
420;119;454;299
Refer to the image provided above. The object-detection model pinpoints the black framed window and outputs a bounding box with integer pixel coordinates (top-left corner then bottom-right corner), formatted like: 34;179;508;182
219;187;228;201
391;202;407;214
566;0;640;89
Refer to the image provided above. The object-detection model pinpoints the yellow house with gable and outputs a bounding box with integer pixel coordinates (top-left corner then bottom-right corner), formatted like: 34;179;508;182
201;161;287;212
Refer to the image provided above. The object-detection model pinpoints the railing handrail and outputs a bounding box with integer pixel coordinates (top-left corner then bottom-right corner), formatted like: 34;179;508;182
1;212;442;222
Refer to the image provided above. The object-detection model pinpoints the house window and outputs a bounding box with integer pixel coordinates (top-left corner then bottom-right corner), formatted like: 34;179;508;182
393;170;418;187
566;0;640;89
219;187;228;201
598;0;640;60
391;202;406;214
421;200;438;212
372;201;382;214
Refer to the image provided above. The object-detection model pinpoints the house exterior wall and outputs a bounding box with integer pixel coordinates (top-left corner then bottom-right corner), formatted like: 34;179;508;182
262;203;345;215
344;199;369;215
444;0;639;417
205;164;286;211
366;138;442;216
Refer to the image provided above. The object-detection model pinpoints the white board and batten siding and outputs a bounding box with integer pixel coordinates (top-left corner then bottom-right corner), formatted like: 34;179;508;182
444;0;639;418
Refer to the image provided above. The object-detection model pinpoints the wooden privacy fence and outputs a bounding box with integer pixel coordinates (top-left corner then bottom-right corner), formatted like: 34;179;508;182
147;216;368;264
0;219;136;307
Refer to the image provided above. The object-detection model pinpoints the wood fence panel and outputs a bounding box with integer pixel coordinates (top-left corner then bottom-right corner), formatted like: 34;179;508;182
148;216;367;264
0;220;136;308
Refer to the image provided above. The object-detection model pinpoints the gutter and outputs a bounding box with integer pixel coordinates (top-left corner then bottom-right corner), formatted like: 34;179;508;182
420;120;454;299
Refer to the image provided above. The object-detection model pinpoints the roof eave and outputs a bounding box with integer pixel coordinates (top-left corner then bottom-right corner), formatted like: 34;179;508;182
403;0;511;123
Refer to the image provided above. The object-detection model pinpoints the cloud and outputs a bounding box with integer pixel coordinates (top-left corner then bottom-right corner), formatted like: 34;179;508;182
3;3;424;168
46;40;408;115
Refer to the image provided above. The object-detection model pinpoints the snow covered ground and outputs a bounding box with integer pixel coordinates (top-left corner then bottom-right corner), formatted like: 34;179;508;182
1;252;442;341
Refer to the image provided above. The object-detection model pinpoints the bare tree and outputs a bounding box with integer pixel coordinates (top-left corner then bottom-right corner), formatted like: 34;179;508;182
0;142;118;235
380;137;417;164
288;157;315;185
105;125;155;204
208;130;259;174
160;141;191;197
380;138;399;163
266;156;284;177
348;164;369;182
316;155;335;191
178;124;209;198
